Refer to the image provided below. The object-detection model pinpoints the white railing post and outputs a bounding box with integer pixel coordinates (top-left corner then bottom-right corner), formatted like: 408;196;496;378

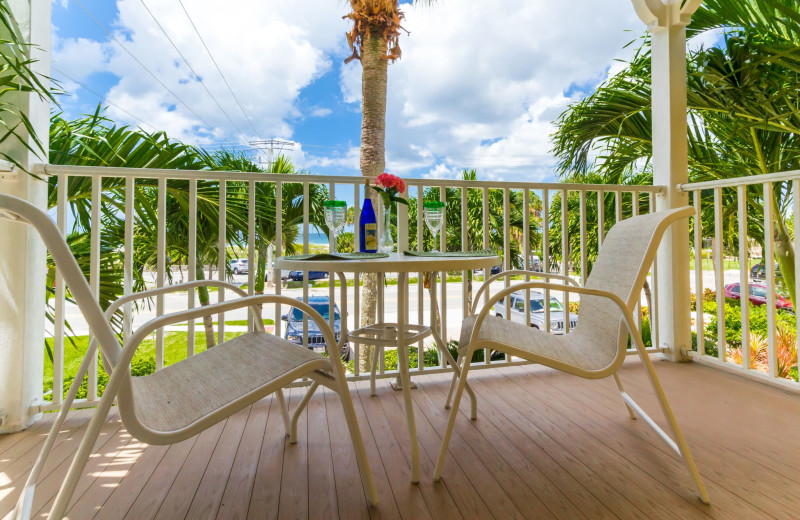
0;0;51;432
632;0;701;362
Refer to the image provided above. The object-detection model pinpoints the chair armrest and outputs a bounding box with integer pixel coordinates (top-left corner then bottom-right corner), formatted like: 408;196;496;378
468;281;638;360
118;294;342;380
104;280;250;321
471;270;581;314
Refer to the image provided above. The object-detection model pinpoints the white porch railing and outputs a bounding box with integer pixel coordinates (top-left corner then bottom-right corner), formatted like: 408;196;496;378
680;169;800;390
36;164;665;412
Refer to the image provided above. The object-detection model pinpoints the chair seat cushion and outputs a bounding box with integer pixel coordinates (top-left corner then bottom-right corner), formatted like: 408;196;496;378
130;331;330;432
459;315;616;373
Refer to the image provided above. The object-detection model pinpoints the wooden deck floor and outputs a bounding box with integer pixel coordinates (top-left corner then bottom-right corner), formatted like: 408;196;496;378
2;359;800;520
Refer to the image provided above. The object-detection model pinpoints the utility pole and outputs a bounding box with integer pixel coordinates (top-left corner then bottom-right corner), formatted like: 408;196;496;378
249;139;294;170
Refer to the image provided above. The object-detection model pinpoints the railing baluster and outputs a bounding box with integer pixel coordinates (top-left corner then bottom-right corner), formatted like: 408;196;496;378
53;174;67;405
693;190;703;358
597;190;605;246
123;177;133;345
631;192;641;331
615;190;622;224
502;187;511;318
650;192;659;352
416;184;424;356
713;187;725;362
579;190;587;287
302;182;309;349
763;182;777;377
562;188;570;334
328;183;335;335
217;180;226;347
440;186;447;345
248;180;256;330
523;189;531;328
353;183;360;376
275;181;283;339
543;189;550;333
89;176;101;400
461;186;468;322
157;177;167;368
188;180;197;356
738;185;749;369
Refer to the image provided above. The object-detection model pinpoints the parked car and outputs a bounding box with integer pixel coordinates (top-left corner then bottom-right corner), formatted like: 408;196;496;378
287;270;329;281
723;282;793;312
490;265;502;275
494;290;578;333
281;296;350;360
750;262;782;282
229;258;248;275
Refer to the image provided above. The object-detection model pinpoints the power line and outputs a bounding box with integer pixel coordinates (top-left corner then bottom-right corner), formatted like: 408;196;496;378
70;0;228;142
52;65;159;132
137;0;248;138
177;0;260;137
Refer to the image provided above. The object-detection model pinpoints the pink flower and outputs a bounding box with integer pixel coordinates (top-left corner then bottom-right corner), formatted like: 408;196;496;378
375;173;405;194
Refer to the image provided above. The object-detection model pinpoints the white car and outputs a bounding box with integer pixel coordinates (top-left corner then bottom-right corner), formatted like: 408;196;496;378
229;258;248;275
494;290;578;334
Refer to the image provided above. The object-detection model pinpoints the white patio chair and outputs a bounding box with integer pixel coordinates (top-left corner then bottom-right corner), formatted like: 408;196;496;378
0;194;378;520
434;206;710;504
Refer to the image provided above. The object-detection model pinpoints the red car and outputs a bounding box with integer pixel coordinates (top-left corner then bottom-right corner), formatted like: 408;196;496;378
723;283;793;312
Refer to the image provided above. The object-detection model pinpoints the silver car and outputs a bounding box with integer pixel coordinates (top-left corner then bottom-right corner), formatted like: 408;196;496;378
493;290;578;334
229;258;248;275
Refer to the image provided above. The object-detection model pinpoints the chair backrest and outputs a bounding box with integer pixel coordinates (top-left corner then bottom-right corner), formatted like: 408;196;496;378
573;206;694;366
0;194;124;368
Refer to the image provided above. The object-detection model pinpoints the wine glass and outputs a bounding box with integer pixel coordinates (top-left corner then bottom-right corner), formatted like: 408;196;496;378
323;200;347;252
423;201;445;253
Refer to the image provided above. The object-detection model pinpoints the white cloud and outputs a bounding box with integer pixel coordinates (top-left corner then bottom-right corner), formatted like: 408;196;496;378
52;0;650;181
310;107;332;117
52;0;349;144
343;0;643;182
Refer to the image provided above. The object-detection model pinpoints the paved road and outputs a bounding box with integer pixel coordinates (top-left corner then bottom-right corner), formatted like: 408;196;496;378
55;269;742;340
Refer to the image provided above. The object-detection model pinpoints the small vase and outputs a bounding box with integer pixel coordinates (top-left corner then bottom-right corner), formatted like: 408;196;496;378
379;201;394;253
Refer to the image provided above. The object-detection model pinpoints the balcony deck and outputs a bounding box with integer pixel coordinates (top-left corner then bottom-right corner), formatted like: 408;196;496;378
2;359;799;520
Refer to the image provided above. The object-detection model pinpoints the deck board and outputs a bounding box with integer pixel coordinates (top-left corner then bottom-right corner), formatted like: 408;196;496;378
2;360;800;520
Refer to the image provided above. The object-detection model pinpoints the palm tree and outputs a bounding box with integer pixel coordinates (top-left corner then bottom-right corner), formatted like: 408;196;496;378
551;0;800;305
344;0;432;370
47;109;317;349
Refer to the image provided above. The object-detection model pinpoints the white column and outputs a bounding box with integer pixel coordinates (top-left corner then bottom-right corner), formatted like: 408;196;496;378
0;0;51;432
631;0;701;361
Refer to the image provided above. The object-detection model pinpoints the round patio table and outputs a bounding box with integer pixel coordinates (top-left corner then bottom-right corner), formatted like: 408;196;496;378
276;251;500;483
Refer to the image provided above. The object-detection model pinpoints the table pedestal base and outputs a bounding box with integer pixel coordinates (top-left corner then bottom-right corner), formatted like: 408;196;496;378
391;376;418;391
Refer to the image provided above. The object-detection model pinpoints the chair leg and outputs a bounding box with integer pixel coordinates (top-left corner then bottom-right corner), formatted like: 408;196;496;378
370;345;383;397
289;382;319;444
612;373;637;419
47;385;120;519
631;331;710;504
432;330;477;420
276;389;291;438
434;348;474;481
334;378;379;506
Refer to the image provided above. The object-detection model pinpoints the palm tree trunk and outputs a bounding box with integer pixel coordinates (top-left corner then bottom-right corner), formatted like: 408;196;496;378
196;261;216;348
358;30;388;373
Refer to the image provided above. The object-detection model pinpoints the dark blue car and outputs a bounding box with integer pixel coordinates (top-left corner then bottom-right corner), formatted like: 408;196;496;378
287;270;329;281
281;296;350;360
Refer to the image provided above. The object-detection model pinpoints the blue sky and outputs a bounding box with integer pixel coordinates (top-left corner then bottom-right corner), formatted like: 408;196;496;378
51;0;646;182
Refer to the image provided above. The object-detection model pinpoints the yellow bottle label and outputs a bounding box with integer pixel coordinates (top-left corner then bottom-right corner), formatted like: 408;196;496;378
365;224;377;249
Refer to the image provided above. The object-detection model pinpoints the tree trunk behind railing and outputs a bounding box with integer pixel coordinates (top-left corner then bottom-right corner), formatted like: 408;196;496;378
357;30;388;373
196;262;216;348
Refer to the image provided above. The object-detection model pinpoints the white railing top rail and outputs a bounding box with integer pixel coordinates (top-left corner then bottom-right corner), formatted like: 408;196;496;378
35;163;666;193
679;169;800;191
